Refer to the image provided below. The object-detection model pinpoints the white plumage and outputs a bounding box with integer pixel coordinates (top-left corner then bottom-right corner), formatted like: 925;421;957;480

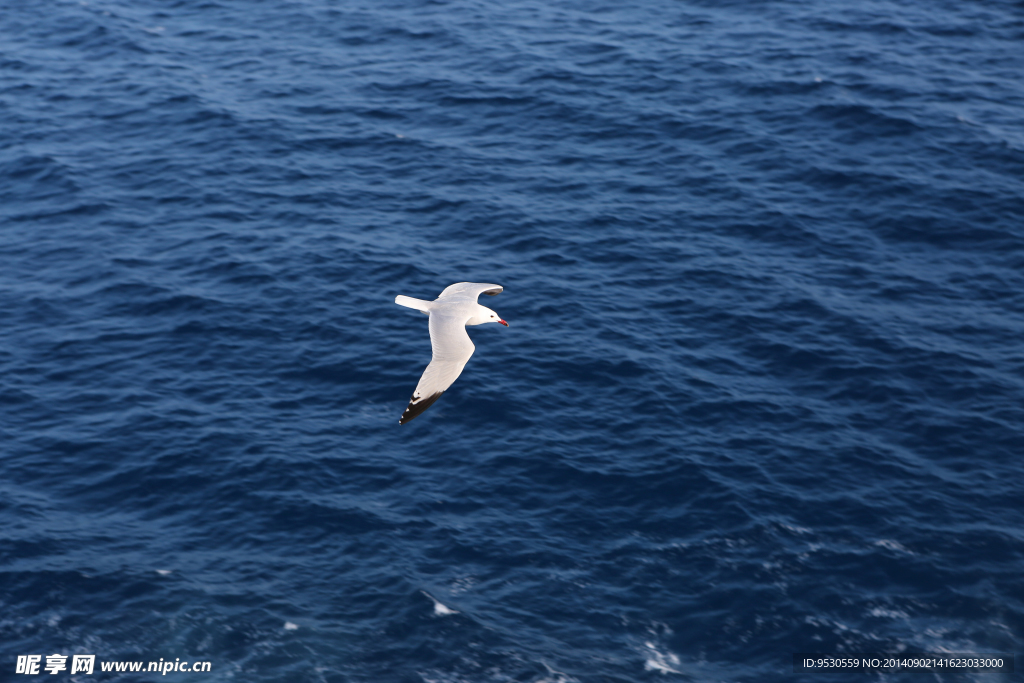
395;282;508;424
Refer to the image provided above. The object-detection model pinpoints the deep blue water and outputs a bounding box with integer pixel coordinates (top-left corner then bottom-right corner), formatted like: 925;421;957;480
2;0;1023;680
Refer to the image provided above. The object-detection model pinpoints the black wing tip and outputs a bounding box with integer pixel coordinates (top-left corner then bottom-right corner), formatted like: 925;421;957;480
398;391;444;425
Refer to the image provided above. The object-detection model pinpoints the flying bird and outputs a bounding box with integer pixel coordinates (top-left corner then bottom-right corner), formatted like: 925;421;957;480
395;282;508;424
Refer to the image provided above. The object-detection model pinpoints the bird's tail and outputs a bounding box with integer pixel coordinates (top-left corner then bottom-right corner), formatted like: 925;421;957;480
395;295;432;314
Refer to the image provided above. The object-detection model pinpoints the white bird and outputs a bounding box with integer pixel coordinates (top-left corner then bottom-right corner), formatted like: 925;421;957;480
395;282;508;424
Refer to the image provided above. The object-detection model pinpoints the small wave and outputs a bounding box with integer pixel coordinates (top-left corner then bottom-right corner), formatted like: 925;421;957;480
642;642;683;675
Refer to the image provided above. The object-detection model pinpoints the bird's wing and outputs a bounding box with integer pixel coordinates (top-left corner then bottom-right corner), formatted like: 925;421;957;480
399;314;476;424
436;282;503;303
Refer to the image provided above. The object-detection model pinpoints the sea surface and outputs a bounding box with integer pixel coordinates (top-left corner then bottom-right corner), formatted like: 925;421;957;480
1;0;1023;681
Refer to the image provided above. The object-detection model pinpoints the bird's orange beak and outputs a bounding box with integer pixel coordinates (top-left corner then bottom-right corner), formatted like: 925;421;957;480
499;319;509;326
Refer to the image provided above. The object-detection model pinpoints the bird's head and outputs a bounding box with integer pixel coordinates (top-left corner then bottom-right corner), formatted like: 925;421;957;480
469;305;508;327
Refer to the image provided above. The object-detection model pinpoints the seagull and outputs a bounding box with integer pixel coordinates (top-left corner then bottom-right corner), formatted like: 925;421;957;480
395;282;508;424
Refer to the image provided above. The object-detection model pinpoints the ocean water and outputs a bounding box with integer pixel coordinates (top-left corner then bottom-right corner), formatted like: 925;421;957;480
1;0;1023;681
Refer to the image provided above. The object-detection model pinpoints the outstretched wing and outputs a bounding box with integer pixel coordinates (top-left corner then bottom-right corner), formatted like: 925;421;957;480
399;314;476;425
436;282;503;303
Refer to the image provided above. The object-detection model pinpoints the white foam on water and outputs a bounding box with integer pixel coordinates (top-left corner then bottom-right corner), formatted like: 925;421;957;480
421;590;458;616
642;641;683;675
